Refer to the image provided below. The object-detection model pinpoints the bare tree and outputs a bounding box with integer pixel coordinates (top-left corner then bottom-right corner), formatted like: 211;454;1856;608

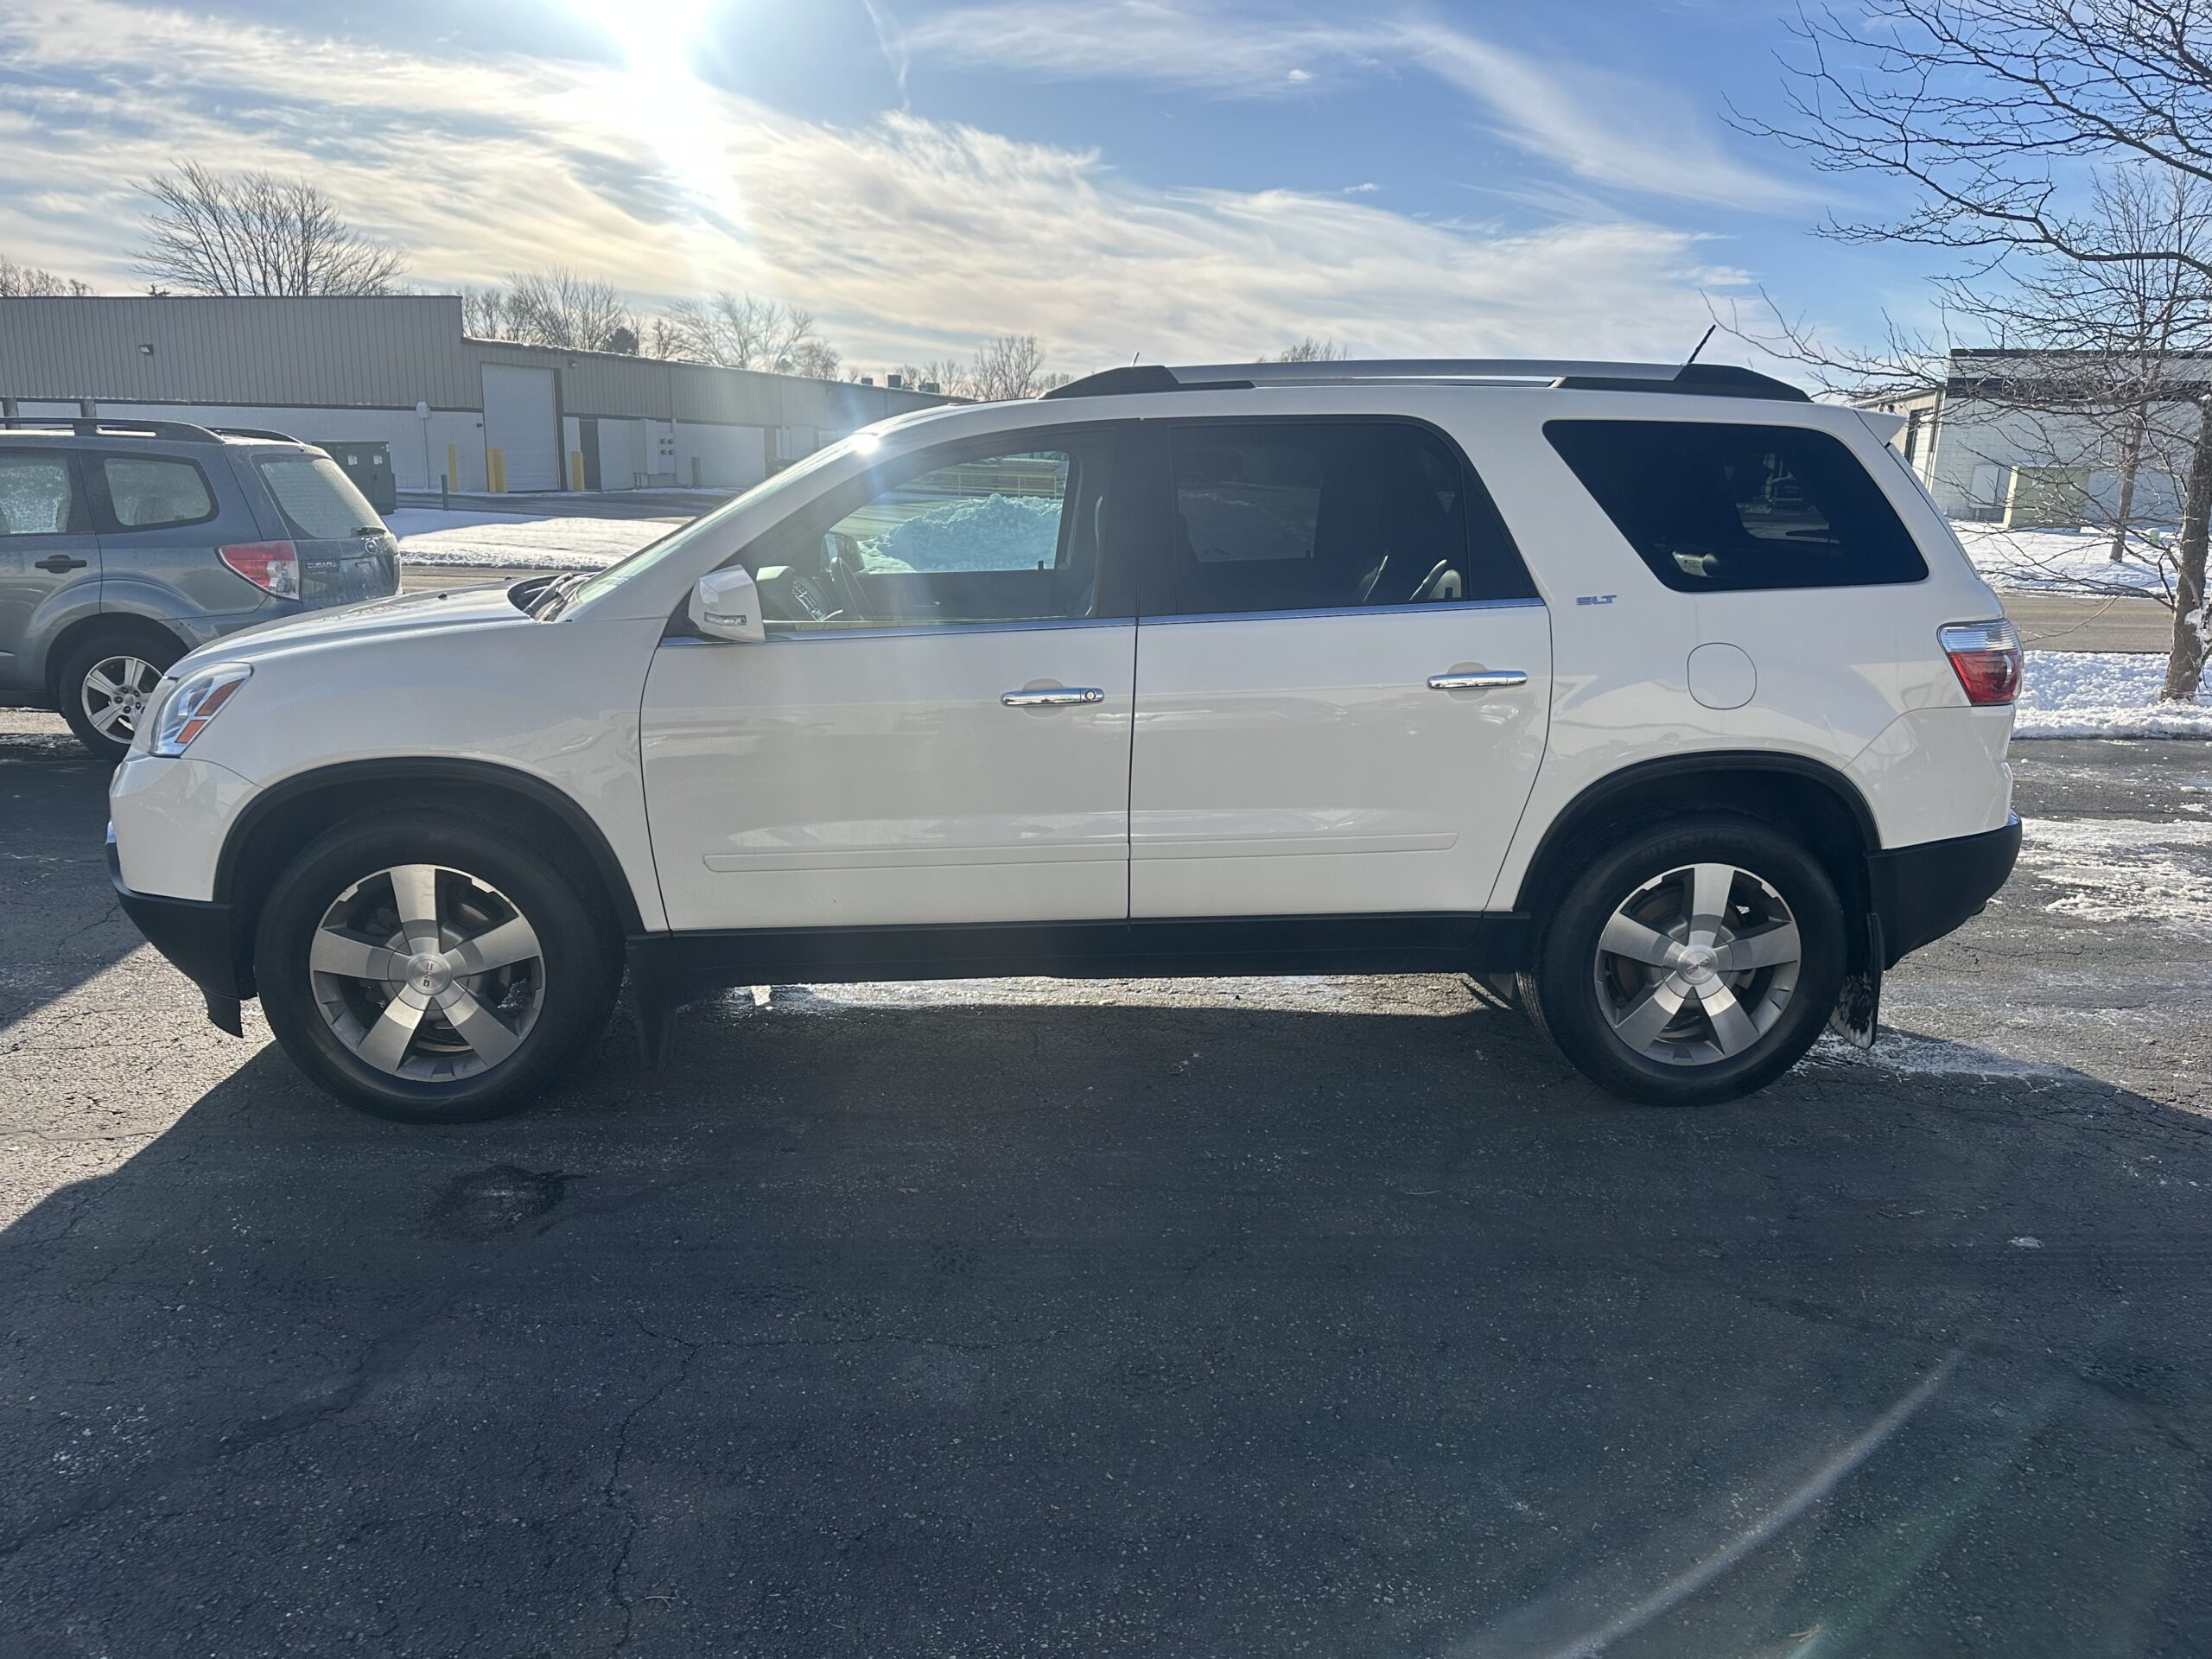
1737;3;2212;699
1738;2;2212;279
499;270;638;353
657;293;841;378
460;286;508;340
969;334;1047;401
1996;169;2212;561
893;359;969;396
1270;337;1349;362
134;162;407;296
0;254;91;297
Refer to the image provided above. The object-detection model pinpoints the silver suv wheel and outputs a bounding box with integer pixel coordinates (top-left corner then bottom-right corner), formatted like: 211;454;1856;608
308;863;546;1082
1592;861;1803;1066
80;654;162;745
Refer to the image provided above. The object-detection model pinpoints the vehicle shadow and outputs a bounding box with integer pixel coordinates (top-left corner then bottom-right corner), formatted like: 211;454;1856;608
3;986;2209;1656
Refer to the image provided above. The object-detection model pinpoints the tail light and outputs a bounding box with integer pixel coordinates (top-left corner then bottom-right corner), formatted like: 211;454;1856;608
219;540;300;599
1940;620;2022;706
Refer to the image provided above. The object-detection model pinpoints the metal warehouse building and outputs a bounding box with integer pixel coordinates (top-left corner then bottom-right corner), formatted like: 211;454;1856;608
0;295;953;494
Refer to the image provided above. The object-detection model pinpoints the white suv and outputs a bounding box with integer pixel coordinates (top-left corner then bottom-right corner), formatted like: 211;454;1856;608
107;359;2022;1122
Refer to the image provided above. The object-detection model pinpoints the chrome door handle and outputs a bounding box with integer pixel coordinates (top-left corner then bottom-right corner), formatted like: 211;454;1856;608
1428;670;1528;690
1001;686;1107;708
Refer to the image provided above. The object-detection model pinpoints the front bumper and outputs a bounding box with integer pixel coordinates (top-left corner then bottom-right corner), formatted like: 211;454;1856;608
1866;814;2022;966
109;833;251;1033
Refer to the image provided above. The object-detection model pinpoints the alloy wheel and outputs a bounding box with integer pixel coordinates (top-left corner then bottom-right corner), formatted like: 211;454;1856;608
80;655;162;744
1591;861;1802;1067
308;864;546;1081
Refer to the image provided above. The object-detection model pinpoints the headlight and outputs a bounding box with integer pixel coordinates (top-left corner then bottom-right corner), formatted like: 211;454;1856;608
151;663;251;757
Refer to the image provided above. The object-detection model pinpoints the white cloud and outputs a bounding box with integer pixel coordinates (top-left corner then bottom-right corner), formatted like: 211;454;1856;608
898;1;1813;211
0;0;1754;370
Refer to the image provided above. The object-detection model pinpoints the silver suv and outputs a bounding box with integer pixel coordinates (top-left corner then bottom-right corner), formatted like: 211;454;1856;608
0;417;399;760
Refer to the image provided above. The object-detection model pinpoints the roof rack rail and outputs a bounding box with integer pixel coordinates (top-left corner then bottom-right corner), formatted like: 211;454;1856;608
209;426;304;442
0;415;226;442
1043;359;1809;404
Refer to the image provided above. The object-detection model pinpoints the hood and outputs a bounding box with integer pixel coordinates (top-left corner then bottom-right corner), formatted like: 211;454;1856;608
175;582;531;674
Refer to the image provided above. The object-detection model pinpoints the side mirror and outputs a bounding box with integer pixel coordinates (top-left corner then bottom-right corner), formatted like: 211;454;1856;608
690;567;766;644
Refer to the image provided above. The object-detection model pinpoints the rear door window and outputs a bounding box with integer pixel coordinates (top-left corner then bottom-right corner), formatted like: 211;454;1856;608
99;455;216;531
1150;420;1534;618
0;453;86;537
1545;420;1928;591
255;452;381;539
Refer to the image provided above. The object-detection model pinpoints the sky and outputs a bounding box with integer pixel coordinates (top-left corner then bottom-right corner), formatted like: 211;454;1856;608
0;0;1945;380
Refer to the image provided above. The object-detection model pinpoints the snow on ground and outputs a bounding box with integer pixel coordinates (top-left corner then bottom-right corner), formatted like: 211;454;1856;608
2012;815;2212;930
2014;650;2212;738
387;507;682;569
1951;520;2171;596
1808;1030;2073;1081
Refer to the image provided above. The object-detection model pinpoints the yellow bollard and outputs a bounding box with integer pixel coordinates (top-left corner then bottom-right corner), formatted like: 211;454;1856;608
569;450;584;491
486;448;505;493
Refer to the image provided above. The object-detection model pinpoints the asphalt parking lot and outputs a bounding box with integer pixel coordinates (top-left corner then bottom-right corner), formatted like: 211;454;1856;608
4;715;2212;1656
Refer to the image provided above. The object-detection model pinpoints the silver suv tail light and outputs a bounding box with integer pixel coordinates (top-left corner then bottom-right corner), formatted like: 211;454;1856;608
219;539;301;599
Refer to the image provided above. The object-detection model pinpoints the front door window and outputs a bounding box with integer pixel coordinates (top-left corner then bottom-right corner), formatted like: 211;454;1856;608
753;435;1117;630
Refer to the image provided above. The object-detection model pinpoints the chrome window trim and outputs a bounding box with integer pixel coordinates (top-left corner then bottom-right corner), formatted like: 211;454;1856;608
664;615;1133;645
1139;596;1547;627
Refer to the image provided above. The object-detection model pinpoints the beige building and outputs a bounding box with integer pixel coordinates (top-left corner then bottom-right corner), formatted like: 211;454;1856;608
0;294;953;494
1867;348;2209;526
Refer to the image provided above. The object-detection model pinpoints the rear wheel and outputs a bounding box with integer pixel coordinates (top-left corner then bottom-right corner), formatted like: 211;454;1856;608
255;815;620;1122
1522;815;1845;1105
56;631;182;762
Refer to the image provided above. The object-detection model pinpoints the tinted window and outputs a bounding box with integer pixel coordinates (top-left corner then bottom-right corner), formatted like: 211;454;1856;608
1545;420;1928;591
257;453;380;539
754;434;1115;630
0;453;84;537
1154;420;1531;618
100;455;214;530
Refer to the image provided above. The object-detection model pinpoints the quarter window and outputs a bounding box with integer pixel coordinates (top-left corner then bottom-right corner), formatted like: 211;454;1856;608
753;435;1116;630
1545;420;1928;591
100;455;215;531
0;453;84;537
1150;420;1531;618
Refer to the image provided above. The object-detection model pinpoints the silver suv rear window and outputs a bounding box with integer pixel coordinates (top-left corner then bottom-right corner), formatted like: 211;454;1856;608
255;452;380;540
1546;420;1928;591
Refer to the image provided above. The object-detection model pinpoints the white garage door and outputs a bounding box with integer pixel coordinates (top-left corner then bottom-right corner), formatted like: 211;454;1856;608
481;365;558;492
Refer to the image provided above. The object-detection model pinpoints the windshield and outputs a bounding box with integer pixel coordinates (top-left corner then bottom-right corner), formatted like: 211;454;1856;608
566;435;871;610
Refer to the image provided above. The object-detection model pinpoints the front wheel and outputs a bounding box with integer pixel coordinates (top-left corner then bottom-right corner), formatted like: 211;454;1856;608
255;816;620;1122
1521;815;1846;1106
56;632;181;762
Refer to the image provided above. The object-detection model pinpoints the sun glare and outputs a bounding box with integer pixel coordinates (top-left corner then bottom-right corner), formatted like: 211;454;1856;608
567;0;747;245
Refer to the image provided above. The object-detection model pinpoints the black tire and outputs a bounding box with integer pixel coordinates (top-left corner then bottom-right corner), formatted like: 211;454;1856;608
55;630;183;762
255;813;620;1123
1522;814;1846;1106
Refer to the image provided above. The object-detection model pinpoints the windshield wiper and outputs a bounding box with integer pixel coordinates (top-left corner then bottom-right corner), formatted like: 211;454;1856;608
529;570;590;620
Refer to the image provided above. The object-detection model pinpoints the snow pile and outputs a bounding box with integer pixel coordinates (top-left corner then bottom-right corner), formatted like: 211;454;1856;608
2013;650;2212;738
1951;521;2170;596
864;493;1062;574
388;508;680;569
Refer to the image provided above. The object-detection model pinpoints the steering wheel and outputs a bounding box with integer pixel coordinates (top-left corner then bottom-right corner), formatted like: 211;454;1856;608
817;531;870;619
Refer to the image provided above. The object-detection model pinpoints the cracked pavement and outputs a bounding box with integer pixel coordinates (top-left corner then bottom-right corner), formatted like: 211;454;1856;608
3;709;2212;1656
